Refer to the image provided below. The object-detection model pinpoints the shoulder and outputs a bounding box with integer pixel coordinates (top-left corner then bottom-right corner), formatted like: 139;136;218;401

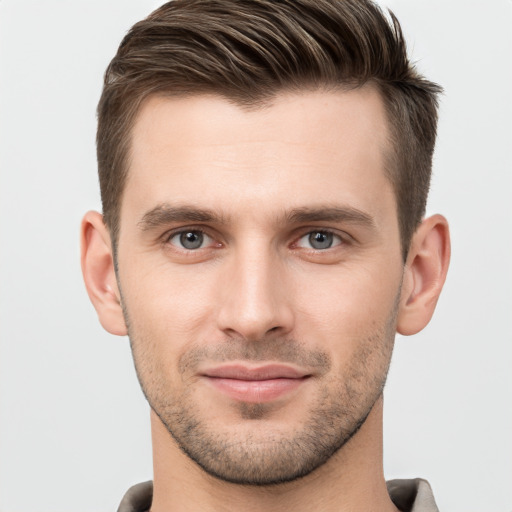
387;478;439;512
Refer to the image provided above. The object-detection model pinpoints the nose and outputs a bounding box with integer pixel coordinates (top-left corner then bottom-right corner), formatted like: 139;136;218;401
216;247;294;341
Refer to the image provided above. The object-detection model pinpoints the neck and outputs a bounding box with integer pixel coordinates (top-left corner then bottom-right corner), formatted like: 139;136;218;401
149;397;398;512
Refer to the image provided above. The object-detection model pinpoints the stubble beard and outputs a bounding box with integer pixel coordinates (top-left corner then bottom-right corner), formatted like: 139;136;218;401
123;300;399;486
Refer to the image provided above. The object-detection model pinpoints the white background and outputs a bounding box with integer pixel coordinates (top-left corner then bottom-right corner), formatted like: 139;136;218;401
1;1;511;511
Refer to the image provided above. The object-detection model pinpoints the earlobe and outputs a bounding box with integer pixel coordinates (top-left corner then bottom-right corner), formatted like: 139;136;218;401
80;211;128;336
397;214;451;336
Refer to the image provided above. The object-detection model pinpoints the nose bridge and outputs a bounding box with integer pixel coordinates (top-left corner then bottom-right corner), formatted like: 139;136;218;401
217;238;293;340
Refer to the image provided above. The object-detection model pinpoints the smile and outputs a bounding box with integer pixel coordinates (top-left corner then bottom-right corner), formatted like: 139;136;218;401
201;364;311;403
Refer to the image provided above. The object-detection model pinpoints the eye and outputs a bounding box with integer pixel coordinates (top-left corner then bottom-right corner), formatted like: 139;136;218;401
296;230;342;250
168;230;212;250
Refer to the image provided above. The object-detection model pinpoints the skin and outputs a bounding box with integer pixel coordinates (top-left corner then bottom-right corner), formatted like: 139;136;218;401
81;86;450;512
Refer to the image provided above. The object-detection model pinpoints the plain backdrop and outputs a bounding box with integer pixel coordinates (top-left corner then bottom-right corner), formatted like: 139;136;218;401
1;1;511;511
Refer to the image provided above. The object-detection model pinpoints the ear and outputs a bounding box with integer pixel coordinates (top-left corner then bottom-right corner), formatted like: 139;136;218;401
80;211;127;336
397;214;451;336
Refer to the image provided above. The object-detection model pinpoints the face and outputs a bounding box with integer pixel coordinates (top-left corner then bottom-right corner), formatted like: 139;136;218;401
116;88;404;484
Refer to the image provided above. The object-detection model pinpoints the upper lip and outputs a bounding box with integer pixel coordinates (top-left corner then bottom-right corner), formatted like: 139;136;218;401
201;364;309;381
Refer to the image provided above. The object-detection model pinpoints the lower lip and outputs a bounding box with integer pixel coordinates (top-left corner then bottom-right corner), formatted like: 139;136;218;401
205;377;306;403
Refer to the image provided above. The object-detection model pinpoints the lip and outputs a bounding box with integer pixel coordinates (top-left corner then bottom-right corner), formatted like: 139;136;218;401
201;364;311;403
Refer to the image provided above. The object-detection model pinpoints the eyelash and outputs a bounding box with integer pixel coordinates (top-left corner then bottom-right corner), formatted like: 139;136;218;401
294;229;345;251
163;227;219;251
162;227;349;253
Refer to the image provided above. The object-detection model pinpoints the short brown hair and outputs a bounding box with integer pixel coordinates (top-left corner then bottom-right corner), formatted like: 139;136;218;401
97;0;441;258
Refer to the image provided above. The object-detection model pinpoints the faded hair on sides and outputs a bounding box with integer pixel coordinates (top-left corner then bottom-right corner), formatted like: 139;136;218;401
97;0;442;259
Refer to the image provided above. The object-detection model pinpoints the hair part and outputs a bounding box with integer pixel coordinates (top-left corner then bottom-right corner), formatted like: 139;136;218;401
97;0;442;259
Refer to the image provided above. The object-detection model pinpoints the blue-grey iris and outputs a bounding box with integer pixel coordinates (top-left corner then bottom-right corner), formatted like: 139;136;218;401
309;231;333;249
180;231;203;250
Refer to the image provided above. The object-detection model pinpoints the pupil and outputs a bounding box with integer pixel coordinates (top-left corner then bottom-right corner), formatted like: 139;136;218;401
180;231;203;249
309;231;332;249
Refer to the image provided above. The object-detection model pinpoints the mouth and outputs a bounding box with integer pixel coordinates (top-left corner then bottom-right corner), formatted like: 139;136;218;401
200;364;311;403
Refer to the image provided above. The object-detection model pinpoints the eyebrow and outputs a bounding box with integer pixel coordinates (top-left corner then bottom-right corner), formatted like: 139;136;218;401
286;206;375;228
138;203;375;232
138;204;225;231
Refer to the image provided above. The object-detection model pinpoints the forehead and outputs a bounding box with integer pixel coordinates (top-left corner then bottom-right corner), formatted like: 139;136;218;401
123;87;394;226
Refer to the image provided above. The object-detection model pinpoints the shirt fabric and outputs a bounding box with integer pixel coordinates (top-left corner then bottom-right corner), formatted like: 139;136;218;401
117;478;439;512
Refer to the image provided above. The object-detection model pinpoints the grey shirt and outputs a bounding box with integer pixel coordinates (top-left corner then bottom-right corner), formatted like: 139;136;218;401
117;478;439;512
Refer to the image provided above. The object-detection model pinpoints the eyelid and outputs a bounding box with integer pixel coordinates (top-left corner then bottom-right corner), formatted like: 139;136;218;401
292;228;351;249
159;225;353;252
162;226;221;249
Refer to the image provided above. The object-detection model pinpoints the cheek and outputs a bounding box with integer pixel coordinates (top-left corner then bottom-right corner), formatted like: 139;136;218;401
292;263;401;353
119;259;220;361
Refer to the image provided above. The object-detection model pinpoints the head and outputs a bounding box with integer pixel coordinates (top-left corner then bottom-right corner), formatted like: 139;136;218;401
82;0;450;487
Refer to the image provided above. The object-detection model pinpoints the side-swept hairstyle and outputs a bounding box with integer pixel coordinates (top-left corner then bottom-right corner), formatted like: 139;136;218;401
97;0;441;258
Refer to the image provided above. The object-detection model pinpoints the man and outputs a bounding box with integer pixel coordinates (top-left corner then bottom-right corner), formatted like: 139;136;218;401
81;0;450;510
